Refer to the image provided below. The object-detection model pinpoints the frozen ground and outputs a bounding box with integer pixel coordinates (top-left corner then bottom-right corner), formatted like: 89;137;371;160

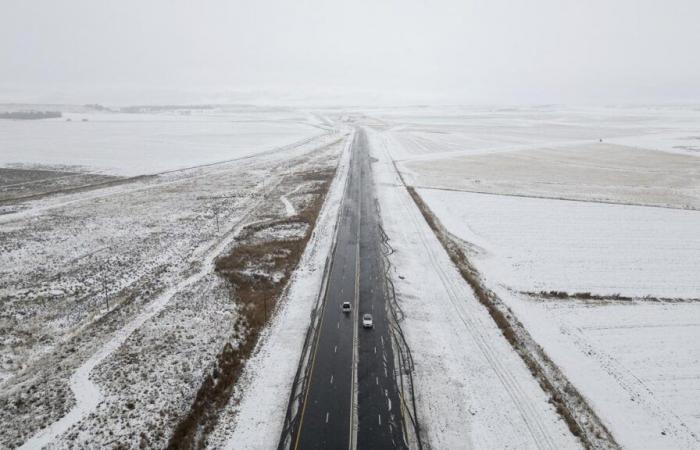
414;188;700;447
0;106;324;176
404;143;700;210
380;106;700;210
0;116;345;449
418;189;700;299
366;127;581;450
372;106;700;449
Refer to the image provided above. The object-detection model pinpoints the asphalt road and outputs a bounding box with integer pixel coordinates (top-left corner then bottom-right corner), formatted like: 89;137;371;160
292;129;407;449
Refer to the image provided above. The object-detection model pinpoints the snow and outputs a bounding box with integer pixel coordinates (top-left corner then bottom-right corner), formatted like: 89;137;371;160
0;109;321;176
418;189;700;299
402;143;700;210
18;180;265;450
376;105;700;449
367;128;580;450
280;195;296;217
0;126;345;448
500;293;700;449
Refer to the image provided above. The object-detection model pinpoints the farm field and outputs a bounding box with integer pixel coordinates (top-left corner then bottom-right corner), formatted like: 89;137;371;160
418;189;700;299
378;105;700;449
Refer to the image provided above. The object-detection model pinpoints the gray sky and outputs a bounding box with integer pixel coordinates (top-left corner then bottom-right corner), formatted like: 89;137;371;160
2;0;699;105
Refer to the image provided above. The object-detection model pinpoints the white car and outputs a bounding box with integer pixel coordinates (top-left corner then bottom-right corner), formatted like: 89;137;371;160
342;301;351;313
362;314;373;328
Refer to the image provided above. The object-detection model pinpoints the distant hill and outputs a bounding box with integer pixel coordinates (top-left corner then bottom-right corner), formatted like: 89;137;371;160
0;110;62;120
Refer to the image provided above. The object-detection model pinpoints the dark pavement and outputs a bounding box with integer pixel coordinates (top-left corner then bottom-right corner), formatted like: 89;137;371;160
292;128;407;450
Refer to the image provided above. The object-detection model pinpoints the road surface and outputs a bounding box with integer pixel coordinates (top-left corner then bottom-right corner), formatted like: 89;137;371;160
291;129;407;449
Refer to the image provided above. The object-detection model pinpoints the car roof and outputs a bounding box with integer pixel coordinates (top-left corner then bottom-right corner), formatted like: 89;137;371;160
363;314;372;318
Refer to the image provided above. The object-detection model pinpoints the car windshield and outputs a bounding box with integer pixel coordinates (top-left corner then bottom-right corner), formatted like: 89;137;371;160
364;315;371;320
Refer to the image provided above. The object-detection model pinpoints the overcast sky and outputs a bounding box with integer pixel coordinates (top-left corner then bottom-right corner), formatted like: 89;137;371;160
2;0;699;105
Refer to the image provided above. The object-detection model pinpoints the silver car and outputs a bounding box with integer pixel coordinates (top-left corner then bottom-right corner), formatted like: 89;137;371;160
362;313;373;328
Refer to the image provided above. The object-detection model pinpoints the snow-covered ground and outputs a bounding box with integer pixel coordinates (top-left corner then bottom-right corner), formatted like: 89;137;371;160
383;106;700;210
373;105;700;161
419;189;700;448
367;128;581;450
500;294;700;449
403;143;700;210
0;106;323;176
371;105;700;449
418;189;700;299
0;113;345;449
414;188;700;447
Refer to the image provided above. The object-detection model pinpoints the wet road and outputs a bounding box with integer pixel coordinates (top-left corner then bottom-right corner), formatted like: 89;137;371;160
292;129;406;449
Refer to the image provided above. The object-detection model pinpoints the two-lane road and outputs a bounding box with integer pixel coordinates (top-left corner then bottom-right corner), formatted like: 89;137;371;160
290;129;407;449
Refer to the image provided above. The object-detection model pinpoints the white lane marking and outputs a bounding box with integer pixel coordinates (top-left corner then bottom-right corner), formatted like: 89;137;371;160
378;414;382;425
337;321;340;329
384;367;388;377
376;376;379;385
374;346;377;354
380;336;384;346
334;345;338;353
330;375;334;384
388;398;392;411
326;412;330;424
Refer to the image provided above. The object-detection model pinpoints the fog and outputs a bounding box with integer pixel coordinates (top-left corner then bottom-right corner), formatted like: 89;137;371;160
2;0;699;105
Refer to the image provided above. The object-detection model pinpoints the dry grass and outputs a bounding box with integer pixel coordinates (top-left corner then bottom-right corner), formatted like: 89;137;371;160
528;290;700;303
166;168;335;450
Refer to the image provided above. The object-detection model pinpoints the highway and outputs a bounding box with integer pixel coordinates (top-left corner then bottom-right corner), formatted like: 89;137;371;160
291;129;407;449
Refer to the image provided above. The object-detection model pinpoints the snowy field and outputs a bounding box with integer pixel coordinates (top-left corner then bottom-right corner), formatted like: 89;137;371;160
370;105;700;449
0;109;346;449
375;105;700;160
503;296;700;449
418;189;700;299
404;143;700;210
0;106;323;176
384;106;700;210
415;188;700;447
367;128;581;450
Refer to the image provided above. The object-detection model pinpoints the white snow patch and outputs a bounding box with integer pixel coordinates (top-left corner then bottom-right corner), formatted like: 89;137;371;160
280;195;296;217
